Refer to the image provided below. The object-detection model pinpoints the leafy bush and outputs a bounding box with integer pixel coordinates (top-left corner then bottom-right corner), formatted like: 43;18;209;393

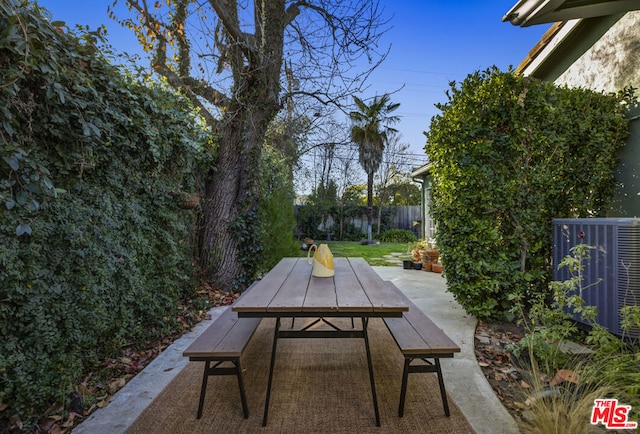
257;146;300;274
509;245;640;427
0;2;211;423
425;67;633;320
332;222;366;242
379;229;416;243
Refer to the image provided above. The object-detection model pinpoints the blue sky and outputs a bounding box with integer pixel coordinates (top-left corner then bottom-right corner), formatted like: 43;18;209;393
38;1;551;159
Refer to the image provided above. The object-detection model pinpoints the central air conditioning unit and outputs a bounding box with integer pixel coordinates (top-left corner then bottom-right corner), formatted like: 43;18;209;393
552;218;640;339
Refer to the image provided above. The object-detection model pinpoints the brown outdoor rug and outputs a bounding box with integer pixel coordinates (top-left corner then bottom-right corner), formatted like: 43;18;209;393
126;317;475;434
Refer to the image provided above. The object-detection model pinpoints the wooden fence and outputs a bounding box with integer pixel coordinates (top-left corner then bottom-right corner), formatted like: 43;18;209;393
295;205;422;238
344;206;421;231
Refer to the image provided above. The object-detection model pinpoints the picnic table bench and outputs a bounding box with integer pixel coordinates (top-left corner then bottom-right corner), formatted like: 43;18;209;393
182;284;261;420
383;286;460;418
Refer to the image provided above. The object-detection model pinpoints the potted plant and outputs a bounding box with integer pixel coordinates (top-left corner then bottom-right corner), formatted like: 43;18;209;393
408;240;427;263
402;257;413;270
425;237;440;264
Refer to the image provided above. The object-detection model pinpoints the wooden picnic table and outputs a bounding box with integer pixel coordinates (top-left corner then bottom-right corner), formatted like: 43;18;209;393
232;257;409;427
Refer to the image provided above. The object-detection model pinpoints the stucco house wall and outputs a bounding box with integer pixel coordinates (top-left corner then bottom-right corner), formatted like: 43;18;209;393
551;12;640;93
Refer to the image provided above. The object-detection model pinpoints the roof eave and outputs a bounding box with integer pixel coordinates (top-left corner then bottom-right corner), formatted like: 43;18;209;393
504;0;640;27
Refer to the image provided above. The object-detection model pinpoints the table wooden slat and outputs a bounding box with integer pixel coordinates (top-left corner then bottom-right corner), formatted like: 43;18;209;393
347;257;408;312
267;258;311;312
333;258;373;312
232;258;297;313
303;271;338;313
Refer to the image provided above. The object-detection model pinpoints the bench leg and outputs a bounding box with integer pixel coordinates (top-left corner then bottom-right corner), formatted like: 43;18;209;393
398;357;450;418
195;359;250;420
235;359;250;418
196;360;211;419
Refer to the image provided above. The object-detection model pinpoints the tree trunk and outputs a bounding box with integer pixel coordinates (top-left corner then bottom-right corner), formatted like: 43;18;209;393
195;0;286;290
198;104;273;290
367;171;374;244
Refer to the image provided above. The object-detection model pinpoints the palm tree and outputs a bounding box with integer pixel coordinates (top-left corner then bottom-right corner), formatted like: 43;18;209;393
350;94;400;244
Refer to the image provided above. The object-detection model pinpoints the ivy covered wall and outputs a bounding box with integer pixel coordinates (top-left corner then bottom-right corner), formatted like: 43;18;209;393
1;1;211;421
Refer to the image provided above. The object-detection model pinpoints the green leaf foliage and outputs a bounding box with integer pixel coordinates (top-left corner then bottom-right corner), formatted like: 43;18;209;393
425;67;633;320
0;1;212;422
257;146;300;273
379;229;416;243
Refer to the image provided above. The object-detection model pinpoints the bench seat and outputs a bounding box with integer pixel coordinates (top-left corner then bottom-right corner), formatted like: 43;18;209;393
183;285;261;419
383;287;460;417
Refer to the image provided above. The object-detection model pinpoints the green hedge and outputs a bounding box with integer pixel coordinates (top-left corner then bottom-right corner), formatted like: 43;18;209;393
425;67;632;320
379;229;416;243
0;1;211;421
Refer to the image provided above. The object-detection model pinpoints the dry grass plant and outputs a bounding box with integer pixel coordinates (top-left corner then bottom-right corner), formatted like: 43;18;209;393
517;349;619;434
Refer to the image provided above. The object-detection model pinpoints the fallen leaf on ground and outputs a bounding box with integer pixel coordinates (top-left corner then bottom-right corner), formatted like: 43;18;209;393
108;377;126;393
550;369;579;386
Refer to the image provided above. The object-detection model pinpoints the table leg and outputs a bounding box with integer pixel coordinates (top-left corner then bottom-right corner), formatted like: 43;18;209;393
362;317;381;427
262;317;281;427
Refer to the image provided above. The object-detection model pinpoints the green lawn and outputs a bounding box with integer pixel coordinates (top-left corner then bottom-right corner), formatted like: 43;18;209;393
299;241;409;266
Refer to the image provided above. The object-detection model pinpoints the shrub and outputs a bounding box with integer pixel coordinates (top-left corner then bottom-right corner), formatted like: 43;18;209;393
333;222;366;241
379;229;416;243
426;67;633;320
257;146;300;274
510;245;640;430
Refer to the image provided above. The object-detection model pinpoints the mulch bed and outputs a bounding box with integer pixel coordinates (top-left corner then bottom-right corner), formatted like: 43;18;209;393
474;320;530;424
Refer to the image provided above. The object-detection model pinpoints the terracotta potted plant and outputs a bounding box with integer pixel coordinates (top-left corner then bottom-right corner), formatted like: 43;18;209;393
425;237;440;264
